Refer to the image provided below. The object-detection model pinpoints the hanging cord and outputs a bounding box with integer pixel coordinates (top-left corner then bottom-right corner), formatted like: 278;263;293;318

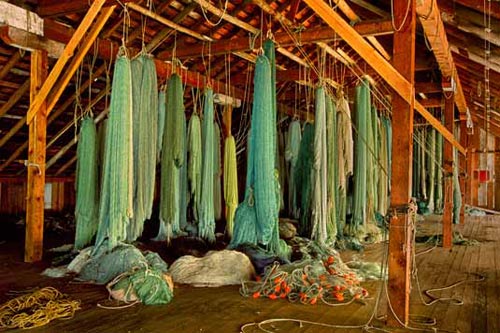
199;0;229;26
390;0;411;32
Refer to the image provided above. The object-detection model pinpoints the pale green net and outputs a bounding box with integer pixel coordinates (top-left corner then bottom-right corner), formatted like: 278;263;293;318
199;88;216;242
94;53;134;251
75;116;98;250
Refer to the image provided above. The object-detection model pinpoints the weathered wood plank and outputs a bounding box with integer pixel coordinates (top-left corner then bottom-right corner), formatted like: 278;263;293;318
25;49;47;263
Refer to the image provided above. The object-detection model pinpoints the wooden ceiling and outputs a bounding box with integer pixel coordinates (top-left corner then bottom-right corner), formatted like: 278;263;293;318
0;0;499;177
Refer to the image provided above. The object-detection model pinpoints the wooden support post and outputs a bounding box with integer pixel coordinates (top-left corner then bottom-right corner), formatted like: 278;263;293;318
495;138;500;210
465;129;472;205
459;120;467;224
386;0;415;327
25;50;48;263
442;92;454;249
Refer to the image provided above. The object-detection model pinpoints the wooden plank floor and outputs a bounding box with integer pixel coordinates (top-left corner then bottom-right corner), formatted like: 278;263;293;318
0;215;499;333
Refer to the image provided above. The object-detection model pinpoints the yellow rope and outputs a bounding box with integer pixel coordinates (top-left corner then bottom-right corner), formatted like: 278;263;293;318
0;287;80;329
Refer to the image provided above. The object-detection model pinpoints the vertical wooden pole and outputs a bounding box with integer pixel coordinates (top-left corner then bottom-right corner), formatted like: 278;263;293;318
25;50;48;263
495;138;500;210
387;0;416;327
442;92;454;249
471;129;480;207
459;120;467;224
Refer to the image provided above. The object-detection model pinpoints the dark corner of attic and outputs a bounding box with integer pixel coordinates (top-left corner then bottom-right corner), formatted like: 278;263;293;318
0;0;499;332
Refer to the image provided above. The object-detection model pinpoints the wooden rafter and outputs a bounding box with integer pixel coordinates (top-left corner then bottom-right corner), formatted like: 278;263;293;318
416;0;468;115
159;19;392;59
26;0;107;124
0;80;29;118
303;0;466;155
37;0;131;17
0;52;21;81
44;6;115;117
0;25;64;58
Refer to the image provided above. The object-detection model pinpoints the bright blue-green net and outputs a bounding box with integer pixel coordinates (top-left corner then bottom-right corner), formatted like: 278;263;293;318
229;55;288;258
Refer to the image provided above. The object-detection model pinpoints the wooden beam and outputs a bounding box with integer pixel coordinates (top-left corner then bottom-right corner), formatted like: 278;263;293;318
0;142;28;172
442;93;454;249
287;0;302;22
416;0;468;115
303;0;465;155
386;0;415;326
37;0;130;17
26;0;107;124
439;0;500;21
25;49;48;263
0;52;21;81
55;156;76;176
0;80;29;118
0;175;74;183
159;19;393;59
415;82;442;94
418;96;443;108
45;6;115;117
0;25;64;58
127;3;210;42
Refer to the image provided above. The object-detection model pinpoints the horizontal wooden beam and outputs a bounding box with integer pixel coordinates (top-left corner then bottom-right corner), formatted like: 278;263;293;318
0;52;21;81
415;82;442;94
304;0;466;155
418;96;443;108
0;25;64;58
440;0;500;21
37;0;131;17
158;19;393;59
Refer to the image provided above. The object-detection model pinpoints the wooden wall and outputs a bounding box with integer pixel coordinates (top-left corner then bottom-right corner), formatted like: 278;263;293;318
0;181;75;215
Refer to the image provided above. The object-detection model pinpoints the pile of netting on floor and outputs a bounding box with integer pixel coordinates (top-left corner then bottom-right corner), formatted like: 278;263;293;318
240;242;371;305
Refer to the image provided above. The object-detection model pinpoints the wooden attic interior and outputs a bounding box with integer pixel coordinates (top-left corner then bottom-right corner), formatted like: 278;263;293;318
0;0;500;332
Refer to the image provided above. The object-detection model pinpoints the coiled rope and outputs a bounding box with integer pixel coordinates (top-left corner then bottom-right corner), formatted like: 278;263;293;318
0;287;80;330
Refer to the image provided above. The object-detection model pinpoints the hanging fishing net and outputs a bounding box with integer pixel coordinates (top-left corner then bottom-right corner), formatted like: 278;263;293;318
157;90;166;162
94;53;133;252
310;86;329;244
325;94;338;241
199;88;216;242
129;53;158;242
214;122;223;221
377;115;391;216
230;55;287;258
224;135;238;237
178;118;189;232
295;123;315;236
336;94;354;237
285;120;302;219
426;129;436;213
187;113;202;223
158;74;186;242
435;128;444;214
74;116;98;250
349;80;369;239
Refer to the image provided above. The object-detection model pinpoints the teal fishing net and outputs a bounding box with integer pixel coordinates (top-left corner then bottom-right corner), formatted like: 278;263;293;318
295;123;315;236
94;53;133;252
75;116;98;250
187;114;202;223
285;120;302;218
230;55;287;257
